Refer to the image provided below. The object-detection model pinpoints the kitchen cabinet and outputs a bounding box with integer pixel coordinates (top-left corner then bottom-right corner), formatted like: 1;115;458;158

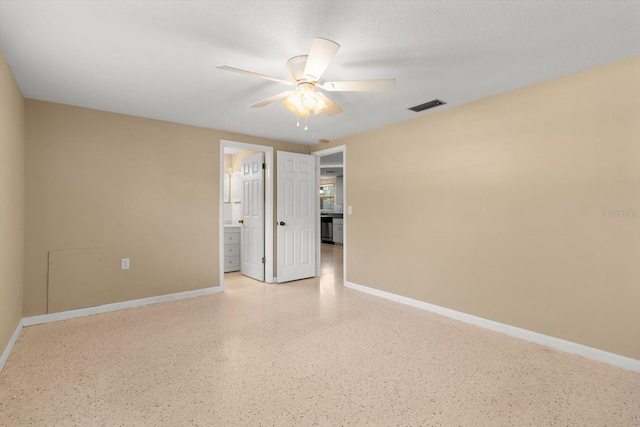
223;226;241;272
333;218;343;245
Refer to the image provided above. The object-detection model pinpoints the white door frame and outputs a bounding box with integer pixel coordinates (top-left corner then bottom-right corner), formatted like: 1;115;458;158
311;145;347;286
220;140;274;287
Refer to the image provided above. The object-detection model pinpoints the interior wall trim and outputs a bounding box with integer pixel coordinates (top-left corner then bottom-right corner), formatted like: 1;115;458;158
0;319;25;373
0;285;222;373
344;281;640;373
23;286;223;327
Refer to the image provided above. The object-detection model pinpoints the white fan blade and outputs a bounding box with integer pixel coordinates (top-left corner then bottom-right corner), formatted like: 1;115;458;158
217;65;293;86
303;38;340;82
316;92;343;116
250;91;293;108
321;79;396;92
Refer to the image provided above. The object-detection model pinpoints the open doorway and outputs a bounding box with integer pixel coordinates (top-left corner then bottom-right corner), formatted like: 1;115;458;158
220;140;274;290
312;145;347;286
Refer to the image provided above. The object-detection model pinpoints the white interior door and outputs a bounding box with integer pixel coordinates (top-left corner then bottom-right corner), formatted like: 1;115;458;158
277;151;316;283
241;152;265;281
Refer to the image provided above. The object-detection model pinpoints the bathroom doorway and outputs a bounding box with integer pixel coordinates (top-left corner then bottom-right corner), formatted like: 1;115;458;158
220;140;274;289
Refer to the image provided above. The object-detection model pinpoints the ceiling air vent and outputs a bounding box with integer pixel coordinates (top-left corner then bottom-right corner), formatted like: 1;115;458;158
408;99;446;112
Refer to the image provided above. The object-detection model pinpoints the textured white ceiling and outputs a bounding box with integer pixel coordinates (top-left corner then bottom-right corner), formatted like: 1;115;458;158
1;1;639;146
320;152;343;167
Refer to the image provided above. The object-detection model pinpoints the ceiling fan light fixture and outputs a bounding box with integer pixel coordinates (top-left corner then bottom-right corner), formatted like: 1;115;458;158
283;92;310;117
301;92;318;110
219;37;393;126
312;95;328;115
283;83;327;118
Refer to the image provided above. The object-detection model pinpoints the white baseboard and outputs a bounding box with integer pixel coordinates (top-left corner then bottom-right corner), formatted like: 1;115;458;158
345;281;640;373
23;286;223;327
0;319;24;373
0;286;223;373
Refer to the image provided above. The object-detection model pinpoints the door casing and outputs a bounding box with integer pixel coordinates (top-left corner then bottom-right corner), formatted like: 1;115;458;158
311;145;347;285
220;140;274;287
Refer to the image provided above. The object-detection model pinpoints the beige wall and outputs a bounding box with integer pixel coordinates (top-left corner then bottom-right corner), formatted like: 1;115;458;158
0;51;25;353
24;100;308;316
312;56;640;359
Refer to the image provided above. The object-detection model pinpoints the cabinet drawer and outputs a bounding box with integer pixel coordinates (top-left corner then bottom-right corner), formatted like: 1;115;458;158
224;244;240;257
224;231;240;244
224;256;240;272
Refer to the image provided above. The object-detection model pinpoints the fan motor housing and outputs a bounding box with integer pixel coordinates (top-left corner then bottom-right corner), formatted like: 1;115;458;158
287;55;309;82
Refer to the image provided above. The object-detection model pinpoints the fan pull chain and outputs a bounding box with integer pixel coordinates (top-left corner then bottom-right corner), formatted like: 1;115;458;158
304;116;308;131
296;116;300;127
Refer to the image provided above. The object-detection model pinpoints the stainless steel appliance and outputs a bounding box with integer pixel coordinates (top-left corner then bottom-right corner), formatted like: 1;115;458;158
321;216;333;243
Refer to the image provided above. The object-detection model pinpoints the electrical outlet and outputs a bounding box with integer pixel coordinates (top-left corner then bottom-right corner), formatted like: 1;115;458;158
121;258;130;270
347;206;353;215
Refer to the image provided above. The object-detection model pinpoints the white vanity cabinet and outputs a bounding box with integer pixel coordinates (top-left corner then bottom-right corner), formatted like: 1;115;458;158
223;226;241;272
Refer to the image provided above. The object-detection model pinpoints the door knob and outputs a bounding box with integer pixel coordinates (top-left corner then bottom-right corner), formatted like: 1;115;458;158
279;221;286;226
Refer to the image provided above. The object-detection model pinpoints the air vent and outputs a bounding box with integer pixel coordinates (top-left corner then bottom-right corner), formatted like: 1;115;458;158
408;99;446;112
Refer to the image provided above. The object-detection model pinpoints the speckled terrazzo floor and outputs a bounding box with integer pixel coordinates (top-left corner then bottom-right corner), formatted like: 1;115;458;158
1;244;639;426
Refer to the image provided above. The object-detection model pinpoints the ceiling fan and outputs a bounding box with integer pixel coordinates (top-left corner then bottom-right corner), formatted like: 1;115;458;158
217;37;396;129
